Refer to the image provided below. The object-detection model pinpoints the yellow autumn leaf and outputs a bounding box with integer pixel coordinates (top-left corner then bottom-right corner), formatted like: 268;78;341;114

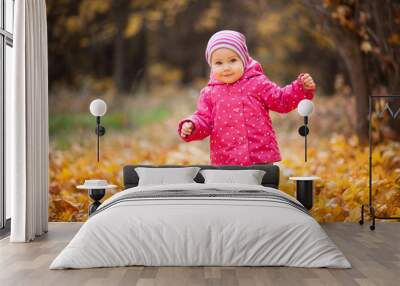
361;41;372;53
124;14;143;38
388;33;400;45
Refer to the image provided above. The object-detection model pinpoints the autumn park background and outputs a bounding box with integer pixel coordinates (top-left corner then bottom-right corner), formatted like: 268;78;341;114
47;0;400;222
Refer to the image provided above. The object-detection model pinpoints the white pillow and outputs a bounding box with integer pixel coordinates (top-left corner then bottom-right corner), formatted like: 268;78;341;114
200;169;266;185
135;167;201;186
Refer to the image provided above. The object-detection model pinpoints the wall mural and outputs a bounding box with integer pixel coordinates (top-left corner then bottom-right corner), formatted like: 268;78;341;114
46;0;400;222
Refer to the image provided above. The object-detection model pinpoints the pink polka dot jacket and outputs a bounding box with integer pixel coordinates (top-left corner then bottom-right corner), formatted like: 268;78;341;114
178;59;315;166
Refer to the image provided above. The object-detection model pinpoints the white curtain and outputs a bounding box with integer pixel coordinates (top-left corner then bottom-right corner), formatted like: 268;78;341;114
7;0;49;242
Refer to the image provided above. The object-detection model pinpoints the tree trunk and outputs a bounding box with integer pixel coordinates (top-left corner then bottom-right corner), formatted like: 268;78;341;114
144;20;160;91
333;34;370;144
300;0;371;144
114;26;125;92
112;0;130;93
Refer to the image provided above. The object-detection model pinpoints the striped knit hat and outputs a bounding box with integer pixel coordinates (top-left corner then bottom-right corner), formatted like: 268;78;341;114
205;30;250;68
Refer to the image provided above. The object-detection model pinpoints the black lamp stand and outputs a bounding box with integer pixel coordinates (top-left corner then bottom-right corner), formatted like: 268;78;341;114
95;116;106;162
88;189;106;215
298;116;309;162
359;95;400;230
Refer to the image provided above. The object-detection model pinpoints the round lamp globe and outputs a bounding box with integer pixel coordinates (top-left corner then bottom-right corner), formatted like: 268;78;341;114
297;99;314;116
90;99;107;117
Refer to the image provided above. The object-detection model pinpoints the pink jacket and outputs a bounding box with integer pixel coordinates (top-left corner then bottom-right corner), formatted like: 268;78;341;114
178;59;315;166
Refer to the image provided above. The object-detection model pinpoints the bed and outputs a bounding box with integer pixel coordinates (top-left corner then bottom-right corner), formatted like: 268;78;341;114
50;164;351;269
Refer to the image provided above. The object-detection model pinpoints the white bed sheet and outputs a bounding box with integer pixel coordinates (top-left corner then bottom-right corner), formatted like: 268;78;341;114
50;183;351;269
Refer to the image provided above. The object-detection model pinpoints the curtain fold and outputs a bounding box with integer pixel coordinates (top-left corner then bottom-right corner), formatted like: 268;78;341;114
8;0;49;242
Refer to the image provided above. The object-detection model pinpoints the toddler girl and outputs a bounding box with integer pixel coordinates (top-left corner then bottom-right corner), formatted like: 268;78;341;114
178;30;316;166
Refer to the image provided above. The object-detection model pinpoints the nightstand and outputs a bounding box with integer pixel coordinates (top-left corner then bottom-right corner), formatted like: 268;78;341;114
77;180;117;215
289;176;320;210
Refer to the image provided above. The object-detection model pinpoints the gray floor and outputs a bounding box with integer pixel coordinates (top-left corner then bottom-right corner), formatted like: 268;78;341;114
0;222;399;286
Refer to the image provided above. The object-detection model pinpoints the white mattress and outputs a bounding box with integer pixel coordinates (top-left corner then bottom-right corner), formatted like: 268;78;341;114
50;183;351;269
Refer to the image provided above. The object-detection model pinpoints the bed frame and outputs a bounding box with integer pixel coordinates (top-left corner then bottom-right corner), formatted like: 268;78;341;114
123;164;280;189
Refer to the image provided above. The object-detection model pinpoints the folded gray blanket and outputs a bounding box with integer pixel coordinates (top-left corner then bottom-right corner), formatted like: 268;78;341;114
91;189;309;217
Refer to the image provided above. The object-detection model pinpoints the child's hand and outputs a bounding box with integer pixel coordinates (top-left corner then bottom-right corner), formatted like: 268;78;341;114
300;73;316;91
180;121;194;138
